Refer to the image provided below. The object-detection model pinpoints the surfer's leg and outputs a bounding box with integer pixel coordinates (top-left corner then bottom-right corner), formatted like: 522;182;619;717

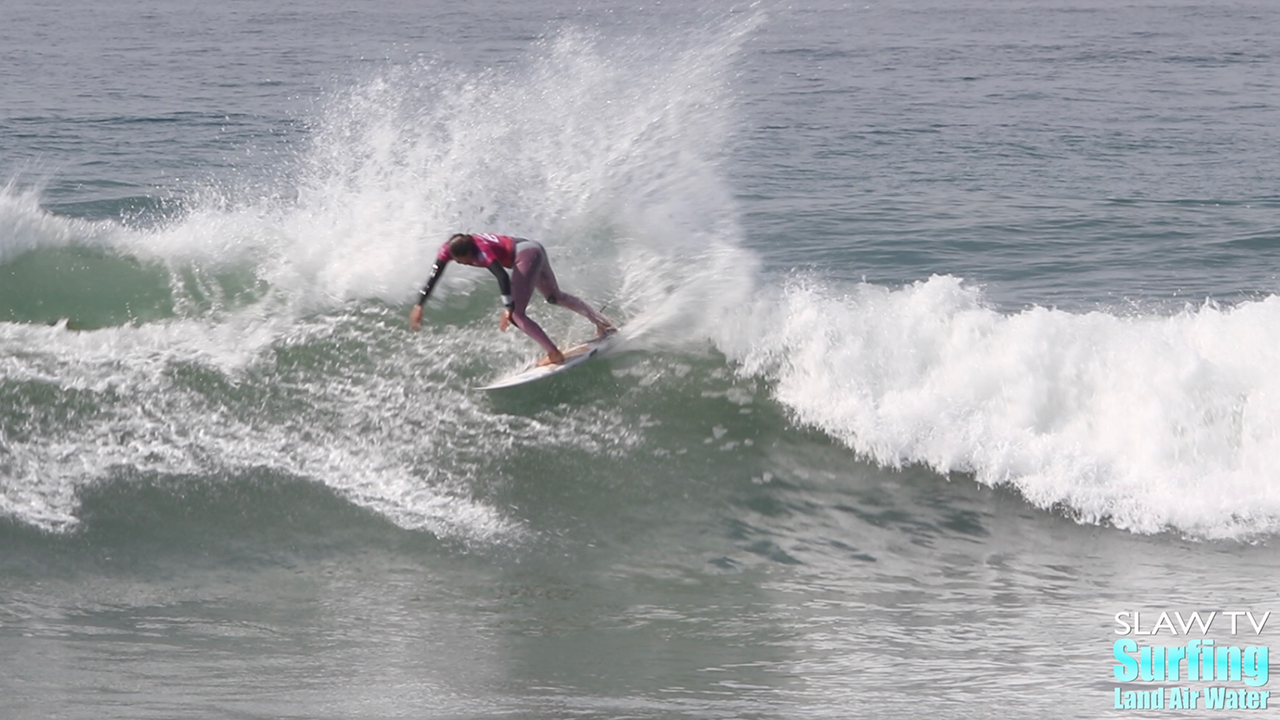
533;249;615;335
510;245;561;358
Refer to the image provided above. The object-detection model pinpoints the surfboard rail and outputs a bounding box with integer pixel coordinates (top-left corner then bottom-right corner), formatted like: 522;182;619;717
477;333;618;390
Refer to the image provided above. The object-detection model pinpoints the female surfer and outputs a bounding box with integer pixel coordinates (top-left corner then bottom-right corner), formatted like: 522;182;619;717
409;233;615;365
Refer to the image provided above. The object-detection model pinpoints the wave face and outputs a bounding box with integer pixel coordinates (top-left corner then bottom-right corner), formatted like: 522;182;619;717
3;11;1279;544
0;20;761;541
719;275;1280;539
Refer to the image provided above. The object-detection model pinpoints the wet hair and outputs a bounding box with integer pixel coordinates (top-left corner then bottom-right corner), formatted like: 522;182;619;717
447;233;476;259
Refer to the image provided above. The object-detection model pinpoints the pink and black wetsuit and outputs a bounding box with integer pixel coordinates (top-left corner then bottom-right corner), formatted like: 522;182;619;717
416;233;612;355
417;233;519;309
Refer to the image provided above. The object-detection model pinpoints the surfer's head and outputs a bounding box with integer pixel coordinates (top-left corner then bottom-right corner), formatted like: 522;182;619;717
447;233;477;262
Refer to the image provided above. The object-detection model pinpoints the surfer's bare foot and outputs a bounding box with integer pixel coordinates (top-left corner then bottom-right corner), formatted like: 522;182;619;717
538;350;566;366
595;324;617;338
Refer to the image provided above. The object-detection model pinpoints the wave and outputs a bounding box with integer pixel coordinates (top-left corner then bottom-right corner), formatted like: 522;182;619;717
720;274;1280;540
0;18;762;541
0;182;123;266
4;12;1278;543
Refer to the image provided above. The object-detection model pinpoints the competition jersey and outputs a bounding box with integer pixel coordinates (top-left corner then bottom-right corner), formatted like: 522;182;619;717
435;233;518;268
418;233;527;309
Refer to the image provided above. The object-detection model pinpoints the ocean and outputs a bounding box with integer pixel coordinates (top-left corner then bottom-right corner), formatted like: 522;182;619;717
3;0;1279;717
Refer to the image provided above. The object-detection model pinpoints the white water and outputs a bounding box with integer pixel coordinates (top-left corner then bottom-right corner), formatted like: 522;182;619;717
6;14;1280;542
1;22;760;538
722;274;1280;539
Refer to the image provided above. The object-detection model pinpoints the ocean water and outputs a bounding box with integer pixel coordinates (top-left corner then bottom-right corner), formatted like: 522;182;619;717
3;0;1280;718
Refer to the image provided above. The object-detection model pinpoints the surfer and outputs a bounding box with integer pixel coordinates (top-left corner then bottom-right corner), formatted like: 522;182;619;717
409;233;615;365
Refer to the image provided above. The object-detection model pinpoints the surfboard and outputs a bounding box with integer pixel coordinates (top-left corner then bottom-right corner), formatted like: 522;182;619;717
477;332;618;391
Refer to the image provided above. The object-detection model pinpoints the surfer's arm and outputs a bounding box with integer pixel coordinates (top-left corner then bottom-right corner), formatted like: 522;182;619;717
417;259;449;307
487;263;514;310
409;259;448;332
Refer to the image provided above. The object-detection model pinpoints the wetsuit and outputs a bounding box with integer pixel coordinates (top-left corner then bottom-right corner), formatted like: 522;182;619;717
417;233;518;309
416;234;612;355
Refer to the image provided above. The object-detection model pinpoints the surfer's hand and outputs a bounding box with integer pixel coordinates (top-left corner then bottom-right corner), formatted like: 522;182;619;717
499;309;511;332
409;305;423;332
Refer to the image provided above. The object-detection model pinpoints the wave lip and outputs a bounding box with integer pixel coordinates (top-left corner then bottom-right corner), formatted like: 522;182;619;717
723;274;1280;540
0;183;123;266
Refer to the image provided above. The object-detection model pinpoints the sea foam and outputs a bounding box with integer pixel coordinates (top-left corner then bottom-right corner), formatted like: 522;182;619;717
721;274;1280;539
0;19;760;540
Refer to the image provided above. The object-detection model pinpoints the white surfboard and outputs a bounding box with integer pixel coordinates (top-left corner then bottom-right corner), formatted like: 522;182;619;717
478;333;619;391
